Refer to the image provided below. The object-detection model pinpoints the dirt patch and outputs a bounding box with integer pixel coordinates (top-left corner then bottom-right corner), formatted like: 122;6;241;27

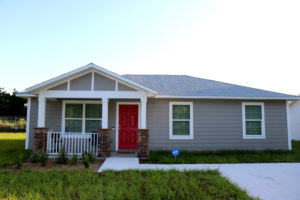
8;159;104;172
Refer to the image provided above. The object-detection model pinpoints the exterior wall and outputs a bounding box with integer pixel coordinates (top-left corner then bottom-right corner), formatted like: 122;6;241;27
147;99;288;151
290;100;300;140
70;73;92;90
94;73;115;91
118;83;137;91
48;82;68;90
45;99;62;132
28;98;38;149
28;97;289;151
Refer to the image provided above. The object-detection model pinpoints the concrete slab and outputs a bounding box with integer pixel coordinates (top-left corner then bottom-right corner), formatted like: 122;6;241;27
98;159;300;200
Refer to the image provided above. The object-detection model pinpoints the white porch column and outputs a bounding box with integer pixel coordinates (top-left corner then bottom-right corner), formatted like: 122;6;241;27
37;96;46;127
102;98;109;129
141;97;147;129
25;98;31;149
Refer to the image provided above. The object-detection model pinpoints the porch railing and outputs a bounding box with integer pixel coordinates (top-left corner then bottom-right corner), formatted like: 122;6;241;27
46;132;98;156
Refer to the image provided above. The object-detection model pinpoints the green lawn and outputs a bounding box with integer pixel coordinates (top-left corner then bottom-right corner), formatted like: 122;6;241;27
0;133;30;168
147;141;300;164
0;169;256;200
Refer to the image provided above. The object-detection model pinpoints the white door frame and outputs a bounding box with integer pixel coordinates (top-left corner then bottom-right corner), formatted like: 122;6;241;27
115;102;141;151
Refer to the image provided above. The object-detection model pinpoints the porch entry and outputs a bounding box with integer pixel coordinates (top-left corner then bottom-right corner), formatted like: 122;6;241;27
118;104;139;149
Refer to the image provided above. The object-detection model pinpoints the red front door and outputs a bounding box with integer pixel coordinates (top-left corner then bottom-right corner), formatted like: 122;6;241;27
118;104;138;149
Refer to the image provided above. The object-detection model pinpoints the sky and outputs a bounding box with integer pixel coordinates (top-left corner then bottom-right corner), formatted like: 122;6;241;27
0;0;299;95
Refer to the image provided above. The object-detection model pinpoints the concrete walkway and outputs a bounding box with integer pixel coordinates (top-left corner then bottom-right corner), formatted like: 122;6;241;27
98;157;300;200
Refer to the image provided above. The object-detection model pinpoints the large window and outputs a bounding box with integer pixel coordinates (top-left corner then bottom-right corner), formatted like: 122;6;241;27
242;102;265;139
169;102;193;139
63;101;102;133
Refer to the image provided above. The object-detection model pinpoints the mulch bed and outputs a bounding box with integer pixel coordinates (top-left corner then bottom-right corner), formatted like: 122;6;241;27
7;159;105;172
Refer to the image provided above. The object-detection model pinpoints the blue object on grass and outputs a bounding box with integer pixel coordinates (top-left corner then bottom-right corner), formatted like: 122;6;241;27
172;148;179;157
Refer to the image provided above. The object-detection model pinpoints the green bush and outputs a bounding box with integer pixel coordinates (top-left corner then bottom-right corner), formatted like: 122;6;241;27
82;154;90;169
56;148;68;164
82;151;96;163
30;151;41;163
39;152;48;166
16;154;24;169
71;154;78;166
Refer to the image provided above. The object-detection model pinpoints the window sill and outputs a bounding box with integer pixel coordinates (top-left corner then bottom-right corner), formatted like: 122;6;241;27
243;135;266;139
169;135;194;140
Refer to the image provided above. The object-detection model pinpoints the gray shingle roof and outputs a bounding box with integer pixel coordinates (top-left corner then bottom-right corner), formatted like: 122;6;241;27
123;75;297;99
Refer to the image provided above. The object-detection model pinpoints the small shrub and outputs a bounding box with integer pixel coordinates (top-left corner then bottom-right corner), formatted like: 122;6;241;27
16;154;24;169
56;148;68;164
82;151;96;163
30;151;41;163
82;154;90;169
39;152;48;166
71;155;78;166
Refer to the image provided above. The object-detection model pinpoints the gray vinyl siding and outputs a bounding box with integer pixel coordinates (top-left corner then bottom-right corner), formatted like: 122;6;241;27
118;83;137;91
94;73;115;91
48;82;67;90
28;98;38;149
45;99;62;132
70;73;92;90
147;99;288;151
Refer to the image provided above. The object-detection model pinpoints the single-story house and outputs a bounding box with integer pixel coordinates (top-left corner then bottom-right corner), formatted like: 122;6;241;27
290;99;300;140
17;63;299;156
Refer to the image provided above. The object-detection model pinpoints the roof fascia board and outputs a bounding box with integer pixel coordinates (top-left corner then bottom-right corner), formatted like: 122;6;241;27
155;95;300;100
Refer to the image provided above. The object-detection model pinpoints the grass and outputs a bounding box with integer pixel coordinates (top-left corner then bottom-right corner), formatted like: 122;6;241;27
0;133;30;168
147;141;300;164
0;169;256;200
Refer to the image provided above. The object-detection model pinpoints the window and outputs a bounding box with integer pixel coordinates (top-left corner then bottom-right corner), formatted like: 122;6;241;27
63;101;102;133
242;102;265;139
169;102;193;139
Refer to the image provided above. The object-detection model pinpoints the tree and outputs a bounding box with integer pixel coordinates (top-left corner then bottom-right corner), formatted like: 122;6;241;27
0;88;26;117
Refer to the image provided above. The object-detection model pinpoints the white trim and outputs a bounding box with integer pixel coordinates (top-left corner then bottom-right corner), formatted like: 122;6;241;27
242;102;266;139
37;96;46;127
115;81;118;91
67;80;70;91
16;93;37;97
115;102;141;151
286;101;292;150
40;90;148;99
102;98;109;129
91;71;95;91
25;98;31;149
156;95;300;100
141;97;147;129
62;100;102;133
24;63;157;94
169;102;194;140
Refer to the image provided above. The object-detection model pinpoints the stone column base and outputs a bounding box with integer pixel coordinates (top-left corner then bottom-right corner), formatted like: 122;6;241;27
33;127;48;152
138;129;150;160
98;128;111;157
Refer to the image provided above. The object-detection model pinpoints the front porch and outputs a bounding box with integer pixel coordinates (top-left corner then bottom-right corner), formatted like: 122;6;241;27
33;97;149;159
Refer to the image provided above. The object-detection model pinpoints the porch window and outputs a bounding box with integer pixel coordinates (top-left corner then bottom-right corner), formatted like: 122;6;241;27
242;102;265;139
64;102;102;133
169;102;193;139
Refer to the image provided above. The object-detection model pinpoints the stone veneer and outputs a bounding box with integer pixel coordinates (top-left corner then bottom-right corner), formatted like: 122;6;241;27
33;127;48;152
98;128;111;157
138;129;150;160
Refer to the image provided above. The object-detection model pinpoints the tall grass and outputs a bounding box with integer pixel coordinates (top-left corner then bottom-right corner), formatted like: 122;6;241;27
0;169;256;200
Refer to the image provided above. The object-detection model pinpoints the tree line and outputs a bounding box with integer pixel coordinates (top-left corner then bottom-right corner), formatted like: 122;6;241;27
0;88;26;117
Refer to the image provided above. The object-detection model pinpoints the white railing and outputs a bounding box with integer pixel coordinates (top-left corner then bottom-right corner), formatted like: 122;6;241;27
46;132;98;156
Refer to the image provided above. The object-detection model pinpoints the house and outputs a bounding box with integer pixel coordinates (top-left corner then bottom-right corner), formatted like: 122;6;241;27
17;63;299;157
290;99;300;140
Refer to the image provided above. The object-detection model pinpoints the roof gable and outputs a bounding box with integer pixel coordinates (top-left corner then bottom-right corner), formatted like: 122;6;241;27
24;63;157;94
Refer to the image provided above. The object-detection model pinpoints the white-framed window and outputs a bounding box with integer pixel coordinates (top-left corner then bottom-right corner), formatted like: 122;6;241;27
169;102;193;139
242;102;265;139
62;101;102;133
